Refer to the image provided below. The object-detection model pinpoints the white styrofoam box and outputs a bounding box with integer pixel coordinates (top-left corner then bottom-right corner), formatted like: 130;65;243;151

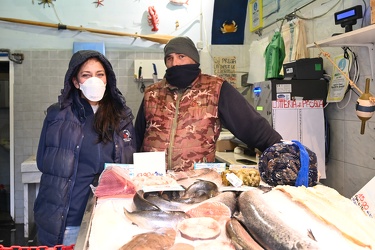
134;59;166;80
73;42;105;55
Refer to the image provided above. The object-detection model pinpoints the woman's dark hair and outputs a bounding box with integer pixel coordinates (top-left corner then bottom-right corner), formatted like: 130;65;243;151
94;88;126;143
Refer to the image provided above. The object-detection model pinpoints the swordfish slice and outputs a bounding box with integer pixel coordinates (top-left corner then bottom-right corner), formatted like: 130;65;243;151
184;191;237;222
185;201;231;222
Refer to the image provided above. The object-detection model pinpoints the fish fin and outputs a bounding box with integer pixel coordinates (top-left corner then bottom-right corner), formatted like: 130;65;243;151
307;229;317;241
258;185;272;193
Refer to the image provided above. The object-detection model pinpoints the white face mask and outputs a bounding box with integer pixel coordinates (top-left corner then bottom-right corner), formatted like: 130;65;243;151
79;77;106;102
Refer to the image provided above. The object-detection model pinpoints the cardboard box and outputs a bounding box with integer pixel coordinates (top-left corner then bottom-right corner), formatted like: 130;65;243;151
372;0;375;24
351;176;375;218
216;140;236;152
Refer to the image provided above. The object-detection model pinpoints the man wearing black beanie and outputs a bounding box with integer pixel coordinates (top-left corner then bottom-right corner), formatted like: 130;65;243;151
135;36;282;172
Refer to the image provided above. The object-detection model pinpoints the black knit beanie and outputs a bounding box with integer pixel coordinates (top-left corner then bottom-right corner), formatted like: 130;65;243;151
164;36;200;63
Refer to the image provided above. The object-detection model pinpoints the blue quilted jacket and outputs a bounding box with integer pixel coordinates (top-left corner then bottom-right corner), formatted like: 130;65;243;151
34;50;136;246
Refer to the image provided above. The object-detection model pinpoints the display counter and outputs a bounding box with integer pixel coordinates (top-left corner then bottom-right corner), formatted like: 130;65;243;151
21;155;40;238
74;151;257;249
74;192;95;250
73;151;375;249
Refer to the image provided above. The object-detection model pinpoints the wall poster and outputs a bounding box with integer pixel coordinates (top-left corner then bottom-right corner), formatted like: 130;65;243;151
211;0;248;44
214;56;237;84
249;0;263;32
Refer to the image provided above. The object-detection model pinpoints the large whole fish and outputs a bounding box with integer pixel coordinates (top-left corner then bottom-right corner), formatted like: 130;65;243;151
173;179;219;203
170;168;223;188
143;192;190;212
133;190;161;211
123;207;189;229
226;218;264;250
133;180;220;212
238;189;320;250
238;187;366;250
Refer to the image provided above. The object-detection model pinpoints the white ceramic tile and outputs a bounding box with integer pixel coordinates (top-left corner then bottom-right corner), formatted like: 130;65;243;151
344;162;375;198
326;119;345;161
344;120;375;169
320;158;345;195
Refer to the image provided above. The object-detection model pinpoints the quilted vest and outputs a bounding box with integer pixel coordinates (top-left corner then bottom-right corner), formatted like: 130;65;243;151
142;74;224;171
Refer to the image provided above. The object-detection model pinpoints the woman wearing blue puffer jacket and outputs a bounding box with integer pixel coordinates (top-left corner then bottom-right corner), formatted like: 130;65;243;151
34;50;136;246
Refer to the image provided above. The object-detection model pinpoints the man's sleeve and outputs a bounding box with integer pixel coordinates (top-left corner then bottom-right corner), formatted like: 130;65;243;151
218;81;282;152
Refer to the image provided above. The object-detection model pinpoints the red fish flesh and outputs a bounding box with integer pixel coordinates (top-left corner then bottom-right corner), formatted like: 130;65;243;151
94;166;136;199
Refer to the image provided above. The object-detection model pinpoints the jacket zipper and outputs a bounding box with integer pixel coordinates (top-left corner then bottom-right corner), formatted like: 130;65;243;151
168;91;182;170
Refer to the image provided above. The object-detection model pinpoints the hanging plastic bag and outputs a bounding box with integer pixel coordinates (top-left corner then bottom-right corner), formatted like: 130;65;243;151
264;31;286;80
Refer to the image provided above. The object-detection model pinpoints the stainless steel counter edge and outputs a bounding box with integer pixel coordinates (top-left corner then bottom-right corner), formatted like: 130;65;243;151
75;191;96;250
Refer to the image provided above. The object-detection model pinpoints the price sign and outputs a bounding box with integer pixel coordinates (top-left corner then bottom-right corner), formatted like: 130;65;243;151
133;151;166;177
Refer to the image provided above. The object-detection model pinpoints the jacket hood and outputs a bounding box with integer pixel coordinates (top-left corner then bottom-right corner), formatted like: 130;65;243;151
58;50;128;112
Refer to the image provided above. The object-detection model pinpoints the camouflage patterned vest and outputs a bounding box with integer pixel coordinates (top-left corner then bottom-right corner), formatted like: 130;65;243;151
142;73;224;172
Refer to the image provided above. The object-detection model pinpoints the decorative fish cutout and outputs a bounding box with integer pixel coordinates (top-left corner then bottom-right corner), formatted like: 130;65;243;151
147;6;159;32
169;0;189;6
221;20;238;33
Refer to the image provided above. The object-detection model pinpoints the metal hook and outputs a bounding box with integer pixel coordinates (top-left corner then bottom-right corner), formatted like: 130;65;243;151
0;49;24;64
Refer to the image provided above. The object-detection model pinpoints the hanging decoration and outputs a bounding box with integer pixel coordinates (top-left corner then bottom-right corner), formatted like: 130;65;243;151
169;0;189;6
147;6;159;32
220;20;237;33
211;0;248;44
37;0;56;8
315;43;375;134
93;0;104;8
0;17;174;44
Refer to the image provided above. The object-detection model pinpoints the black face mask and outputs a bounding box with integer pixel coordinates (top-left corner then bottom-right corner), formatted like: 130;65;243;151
165;64;201;89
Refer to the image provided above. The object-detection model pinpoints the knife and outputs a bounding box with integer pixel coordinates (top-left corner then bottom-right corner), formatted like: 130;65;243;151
152;63;158;83
138;66;142;80
152;63;157;76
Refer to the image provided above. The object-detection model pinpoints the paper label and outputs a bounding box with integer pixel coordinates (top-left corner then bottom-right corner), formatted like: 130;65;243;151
142;184;185;193
351;176;375;218
229;164;258;170
194;163;226;173
104;163;134;177
326;54;351;103
133;152;166;177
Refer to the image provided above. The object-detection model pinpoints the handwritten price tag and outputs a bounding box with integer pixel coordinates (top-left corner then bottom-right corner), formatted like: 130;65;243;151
351;176;375;218
133;152;166;177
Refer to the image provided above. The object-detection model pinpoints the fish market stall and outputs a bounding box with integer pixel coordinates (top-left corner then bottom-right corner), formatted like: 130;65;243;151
74;163;375;250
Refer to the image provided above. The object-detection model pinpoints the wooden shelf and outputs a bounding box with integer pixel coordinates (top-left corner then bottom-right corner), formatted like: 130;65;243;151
307;24;375;80
307;24;375;48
